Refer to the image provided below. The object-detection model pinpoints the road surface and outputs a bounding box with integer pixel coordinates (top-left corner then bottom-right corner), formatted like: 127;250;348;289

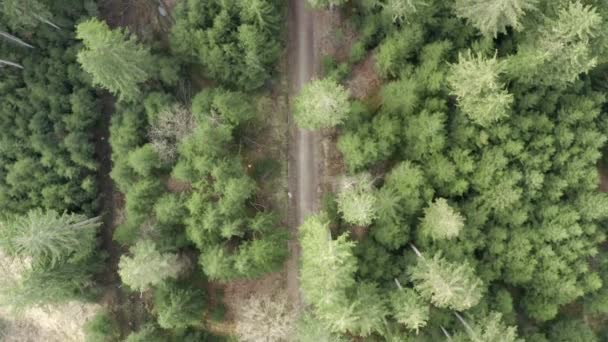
287;0;317;305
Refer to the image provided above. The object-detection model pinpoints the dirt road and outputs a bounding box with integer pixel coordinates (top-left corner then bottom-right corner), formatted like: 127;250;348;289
287;0;317;305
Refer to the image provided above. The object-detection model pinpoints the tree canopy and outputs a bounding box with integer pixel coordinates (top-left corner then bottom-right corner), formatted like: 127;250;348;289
77;18;153;101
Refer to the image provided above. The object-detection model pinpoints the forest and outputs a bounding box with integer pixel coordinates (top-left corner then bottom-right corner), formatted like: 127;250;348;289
0;0;608;341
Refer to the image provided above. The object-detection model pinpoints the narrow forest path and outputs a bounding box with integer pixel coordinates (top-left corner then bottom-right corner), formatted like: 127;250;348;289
287;0;317;306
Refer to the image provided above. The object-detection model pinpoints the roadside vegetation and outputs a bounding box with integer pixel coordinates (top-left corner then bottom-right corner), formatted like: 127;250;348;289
0;0;287;340
2;0;608;341
295;0;608;340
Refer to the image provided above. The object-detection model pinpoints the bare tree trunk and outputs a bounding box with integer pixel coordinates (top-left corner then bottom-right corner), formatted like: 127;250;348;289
0;31;34;48
0;59;23;69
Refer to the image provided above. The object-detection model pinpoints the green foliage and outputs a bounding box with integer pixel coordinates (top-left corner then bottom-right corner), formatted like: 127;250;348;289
294;78;350;130
171;0;281;90
128;144;161;177
454;0;537;37
324;0;608;338
0;210;100;308
508;1;602;86
124;324;165;342
448;50;513;126
389;287;429;333
77;18;153;101
420;198;464;240
379;0;429;24
154;281;205;329
453;312;523;342
0;210;99;266
548;319;597;342
296;312;346;342
375;23;425;78
336;173;377;226
307;0;349;9
0;3;101;216
410;252;483;311
118;240;183;292
1;0;53;31
83;310;120;342
299;213;358;332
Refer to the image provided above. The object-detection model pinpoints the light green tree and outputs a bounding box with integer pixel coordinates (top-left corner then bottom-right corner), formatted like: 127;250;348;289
336;173;377;226
0;210;100;266
448;50;513;127
420;198;465;240
453;312;523;342
410;251;483;311
76;18;153;101
294;78;350;130
118;240;183;292
508;2;602;86
379;0;428;24
454;0;537;37
389;282;429;333
299;213;357;307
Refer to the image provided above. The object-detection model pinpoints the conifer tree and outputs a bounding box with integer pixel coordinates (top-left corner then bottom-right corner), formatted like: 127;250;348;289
508;1;602;86
453;312;523;342
1;0;55;31
76;18;153;101
389;283;429;333
454;0;537;37
294;78;350;130
379;0;428;24
448;50;513;127
299;213;357;308
336;173;377;226
0;210;100;267
420;198;465;240
118;240;183;292
410;251;483;311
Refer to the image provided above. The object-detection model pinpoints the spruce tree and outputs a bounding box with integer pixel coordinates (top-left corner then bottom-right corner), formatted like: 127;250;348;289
420;198;465;240
410;252;483;311
76;18;153;101
454;0;537;37
336;173;377;226
448;50;513;127
118;240;183;292
508;2;602;86
389;285;429;333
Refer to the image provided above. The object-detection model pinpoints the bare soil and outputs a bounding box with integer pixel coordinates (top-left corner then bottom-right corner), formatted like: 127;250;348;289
347;53;382;100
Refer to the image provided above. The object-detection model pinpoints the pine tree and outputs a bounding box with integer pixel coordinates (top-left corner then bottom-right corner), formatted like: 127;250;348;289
448;50;513;127
379;0;428;24
410;251;483;311
420;198;465;240
294;78;350;130
454;0;537;37
76;18;154;101
118;240;183;292
336;173;377;226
